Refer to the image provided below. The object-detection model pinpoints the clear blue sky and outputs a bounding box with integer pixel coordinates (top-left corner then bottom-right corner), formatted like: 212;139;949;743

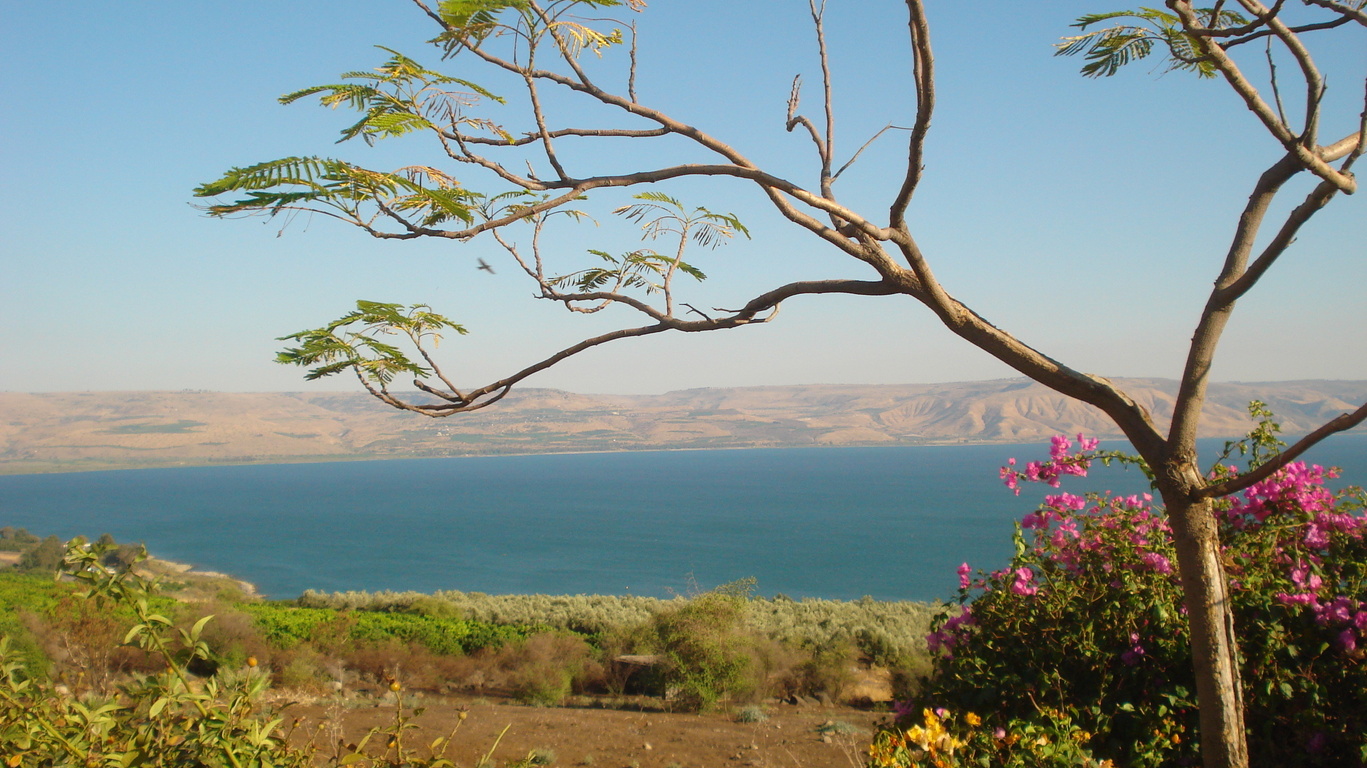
2;2;1362;395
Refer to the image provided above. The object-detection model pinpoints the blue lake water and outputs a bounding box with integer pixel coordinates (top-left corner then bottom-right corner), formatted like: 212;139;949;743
2;435;1364;602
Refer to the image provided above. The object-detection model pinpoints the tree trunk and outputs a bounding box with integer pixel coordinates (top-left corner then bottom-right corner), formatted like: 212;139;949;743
1165;491;1249;768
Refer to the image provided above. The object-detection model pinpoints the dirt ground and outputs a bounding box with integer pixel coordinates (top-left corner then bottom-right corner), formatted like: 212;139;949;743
288;693;885;768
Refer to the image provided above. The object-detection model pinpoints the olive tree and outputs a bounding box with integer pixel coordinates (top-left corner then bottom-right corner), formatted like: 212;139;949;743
195;2;1366;766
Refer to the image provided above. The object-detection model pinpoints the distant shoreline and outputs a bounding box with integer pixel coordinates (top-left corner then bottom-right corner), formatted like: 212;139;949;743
0;437;1032;477
140;556;260;599
6;431;1365;479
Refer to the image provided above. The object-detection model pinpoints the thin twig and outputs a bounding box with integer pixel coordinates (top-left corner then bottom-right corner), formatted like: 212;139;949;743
1265;38;1290;131
832;124;912;181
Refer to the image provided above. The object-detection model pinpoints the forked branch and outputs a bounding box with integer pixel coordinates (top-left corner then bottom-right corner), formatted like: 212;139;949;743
1197;400;1367;498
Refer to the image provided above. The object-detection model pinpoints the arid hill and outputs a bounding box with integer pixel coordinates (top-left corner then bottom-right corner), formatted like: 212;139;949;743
1;378;1362;474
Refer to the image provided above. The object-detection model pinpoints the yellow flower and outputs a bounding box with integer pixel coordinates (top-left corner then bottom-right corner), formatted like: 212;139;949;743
965;712;982;727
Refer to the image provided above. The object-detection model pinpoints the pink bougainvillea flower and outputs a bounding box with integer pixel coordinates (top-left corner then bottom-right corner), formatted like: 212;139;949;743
1009;567;1039;596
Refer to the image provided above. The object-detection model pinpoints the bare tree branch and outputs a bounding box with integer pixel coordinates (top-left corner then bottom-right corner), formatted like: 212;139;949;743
832;124;912;182
1237;0;1328;147
810;0;837;201
1300;0;1367;27
889;0;935;224
785;76;828;161
378;279;900;416
1170;0;1356;191
445;126;672;146
1169;126;1362;451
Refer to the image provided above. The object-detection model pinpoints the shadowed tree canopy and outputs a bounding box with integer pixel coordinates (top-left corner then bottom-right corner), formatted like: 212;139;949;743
196;2;1366;766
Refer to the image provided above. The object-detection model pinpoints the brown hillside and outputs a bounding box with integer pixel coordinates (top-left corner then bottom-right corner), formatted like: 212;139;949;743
1;379;1362;474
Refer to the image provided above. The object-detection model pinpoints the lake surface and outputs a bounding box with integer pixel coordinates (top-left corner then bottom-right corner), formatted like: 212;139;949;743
3;436;1364;602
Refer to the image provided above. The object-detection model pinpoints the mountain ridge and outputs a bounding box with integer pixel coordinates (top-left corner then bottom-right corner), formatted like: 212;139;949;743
2;378;1363;474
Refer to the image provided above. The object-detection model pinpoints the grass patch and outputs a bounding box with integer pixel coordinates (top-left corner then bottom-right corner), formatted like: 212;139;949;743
103;420;206;435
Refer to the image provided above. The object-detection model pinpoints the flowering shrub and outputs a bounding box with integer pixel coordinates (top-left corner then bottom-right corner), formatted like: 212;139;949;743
883;422;1367;768
868;706;1113;768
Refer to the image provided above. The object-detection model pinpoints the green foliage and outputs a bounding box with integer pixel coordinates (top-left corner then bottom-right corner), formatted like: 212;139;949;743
241;601;533;656
276;300;466;384
1055;6;1250;78
0;572;73;675
0;539;485;768
548;192;746;301
437;0;531;33
0;528;40;551
191;31;511;225
432;0;635;58
551;248;706;294
296;587;938;661
615;192;751;247
194;155;480;226
1212;399;1287;471
280;46;504;146
0;539;315;767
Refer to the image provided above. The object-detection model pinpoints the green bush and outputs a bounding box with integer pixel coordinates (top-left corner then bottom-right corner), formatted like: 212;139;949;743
651;580;757;711
0;527;39;552
16;536;64;574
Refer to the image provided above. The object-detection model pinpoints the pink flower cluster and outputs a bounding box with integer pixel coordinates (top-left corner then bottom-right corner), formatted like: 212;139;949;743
1221;462;1352;547
1021;491;1172;580
1000;434;1100;495
1120;631;1146;666
1275;591;1367;652
926;607;976;657
1222;461;1367;652
1008;567;1039;596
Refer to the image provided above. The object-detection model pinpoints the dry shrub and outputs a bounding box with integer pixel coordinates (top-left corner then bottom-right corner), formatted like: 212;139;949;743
594;622;656;696
887;652;933;702
344;640;471;691
22;597;158;693
187;603;273;670
498;632;602;706
748;638;807;700
795;640;859;702
271;645;331;692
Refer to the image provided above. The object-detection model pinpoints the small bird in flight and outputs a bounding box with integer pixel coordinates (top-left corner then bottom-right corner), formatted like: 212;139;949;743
476;258;495;274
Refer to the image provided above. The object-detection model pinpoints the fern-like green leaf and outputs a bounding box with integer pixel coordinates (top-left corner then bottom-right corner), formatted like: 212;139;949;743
276;301;465;384
437;0;529;29
196;156;481;225
1055;6;1244;79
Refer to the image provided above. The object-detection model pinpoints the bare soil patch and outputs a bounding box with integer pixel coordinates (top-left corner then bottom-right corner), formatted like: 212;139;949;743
290;693;882;768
